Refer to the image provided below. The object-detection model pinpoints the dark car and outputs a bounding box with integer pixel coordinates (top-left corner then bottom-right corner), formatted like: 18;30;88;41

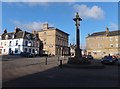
101;56;115;65
20;52;34;57
112;55;118;61
86;55;93;60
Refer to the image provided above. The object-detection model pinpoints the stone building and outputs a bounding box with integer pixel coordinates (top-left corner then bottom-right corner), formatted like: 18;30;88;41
86;27;120;59
37;23;69;56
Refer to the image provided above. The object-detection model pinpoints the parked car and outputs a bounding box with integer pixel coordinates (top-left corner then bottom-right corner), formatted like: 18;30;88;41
101;56;115;65
86;55;93;60
82;54;86;58
20;52;34;57
112;55;118;61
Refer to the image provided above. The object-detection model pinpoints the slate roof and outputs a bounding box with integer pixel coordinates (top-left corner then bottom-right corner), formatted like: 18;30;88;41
38;27;69;36
2;32;14;40
87;30;120;37
1;28;39;40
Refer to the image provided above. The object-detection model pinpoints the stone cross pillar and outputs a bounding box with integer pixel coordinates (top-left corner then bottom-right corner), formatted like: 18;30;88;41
73;12;82;59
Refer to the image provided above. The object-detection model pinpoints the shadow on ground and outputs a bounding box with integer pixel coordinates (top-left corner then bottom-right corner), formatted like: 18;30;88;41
2;64;120;88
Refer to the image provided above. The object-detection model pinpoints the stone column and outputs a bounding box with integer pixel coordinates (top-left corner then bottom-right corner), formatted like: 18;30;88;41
73;12;82;60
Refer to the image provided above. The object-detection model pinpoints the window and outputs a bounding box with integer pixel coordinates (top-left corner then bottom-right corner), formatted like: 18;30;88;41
12;34;15;39
93;52;97;55
0;42;2;46
88;52;91;55
103;52;106;54
25;41;28;46
116;36;118;41
44;42;46;45
25;48;27;52
33;42;35;47
29;49;31;53
15;48;18;53
9;41;12;46
35;49;38;54
36;43;38;47
28;41;32;46
116;44;118;47
110;44;113;47
6;35;8;39
32;49;35;53
4;42;6;46
44;32;46;35
16;40;18;46
110;37;113;41
4;49;5;52
43;39;46;42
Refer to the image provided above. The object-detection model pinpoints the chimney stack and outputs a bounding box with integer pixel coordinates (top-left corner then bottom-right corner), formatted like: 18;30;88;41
43;23;48;30
106;27;109;36
88;33;90;36
14;27;22;34
4;29;7;34
32;30;37;35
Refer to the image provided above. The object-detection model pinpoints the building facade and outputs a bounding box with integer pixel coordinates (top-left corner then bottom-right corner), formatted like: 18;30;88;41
86;27;120;59
0;28;41;55
37;23;69;56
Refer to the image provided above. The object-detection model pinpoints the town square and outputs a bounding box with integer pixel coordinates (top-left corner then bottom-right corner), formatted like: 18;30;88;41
0;1;120;88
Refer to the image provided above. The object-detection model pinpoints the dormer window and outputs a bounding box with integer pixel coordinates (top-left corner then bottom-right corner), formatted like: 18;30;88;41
26;34;31;40
12;34;15;39
28;41;32;46
6;35;8;39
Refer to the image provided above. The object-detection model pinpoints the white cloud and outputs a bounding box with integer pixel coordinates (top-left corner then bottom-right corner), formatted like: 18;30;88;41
73;4;105;20
109;22;118;30
13;20;54;31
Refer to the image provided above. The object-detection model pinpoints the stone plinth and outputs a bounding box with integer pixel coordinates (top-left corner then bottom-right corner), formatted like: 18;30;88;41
67;57;91;65
74;48;82;58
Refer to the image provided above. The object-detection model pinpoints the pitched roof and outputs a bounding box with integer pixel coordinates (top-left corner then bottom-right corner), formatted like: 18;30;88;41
38;27;69;36
2;32;14;40
1;29;39;40
87;30;120;37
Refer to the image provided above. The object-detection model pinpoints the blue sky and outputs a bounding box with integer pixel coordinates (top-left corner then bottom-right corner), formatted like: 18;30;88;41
2;2;118;48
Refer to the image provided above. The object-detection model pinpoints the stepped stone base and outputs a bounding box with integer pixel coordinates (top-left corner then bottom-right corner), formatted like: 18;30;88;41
67;57;91;65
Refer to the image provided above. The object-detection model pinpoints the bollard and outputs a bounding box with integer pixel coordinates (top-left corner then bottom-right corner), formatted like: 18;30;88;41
45;57;47;65
59;60;62;68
